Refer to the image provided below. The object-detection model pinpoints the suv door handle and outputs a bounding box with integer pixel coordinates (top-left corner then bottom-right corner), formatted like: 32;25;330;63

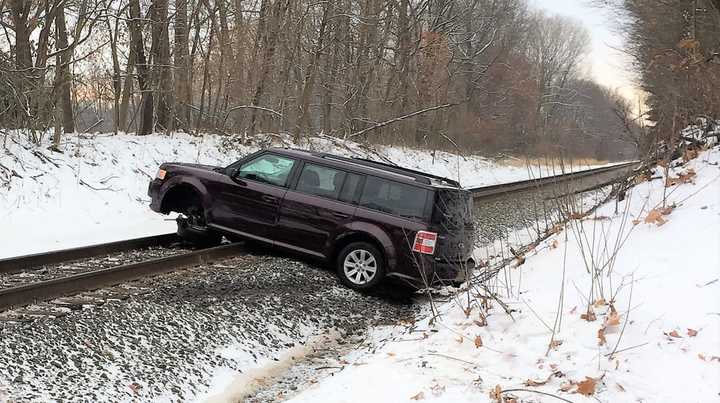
261;195;277;203
331;212;350;219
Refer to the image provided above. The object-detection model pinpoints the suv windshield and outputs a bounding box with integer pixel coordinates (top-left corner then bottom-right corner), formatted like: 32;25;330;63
237;154;295;187
359;176;430;220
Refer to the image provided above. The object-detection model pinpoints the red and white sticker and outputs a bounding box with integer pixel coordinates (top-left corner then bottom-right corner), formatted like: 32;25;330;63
413;231;438;255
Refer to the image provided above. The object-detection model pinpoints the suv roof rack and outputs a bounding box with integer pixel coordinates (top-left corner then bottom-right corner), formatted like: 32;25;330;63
318;153;461;188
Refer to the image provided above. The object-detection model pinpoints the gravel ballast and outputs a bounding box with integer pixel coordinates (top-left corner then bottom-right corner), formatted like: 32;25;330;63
0;252;417;402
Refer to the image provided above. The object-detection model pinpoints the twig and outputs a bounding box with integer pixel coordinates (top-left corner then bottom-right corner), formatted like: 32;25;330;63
608;273;634;359
347;103;459;139
425;353;479;367
604;342;649;357
79;179;118;192
501;388;575;403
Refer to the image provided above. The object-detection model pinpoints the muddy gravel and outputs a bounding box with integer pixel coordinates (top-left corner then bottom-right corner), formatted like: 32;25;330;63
0;252;417;402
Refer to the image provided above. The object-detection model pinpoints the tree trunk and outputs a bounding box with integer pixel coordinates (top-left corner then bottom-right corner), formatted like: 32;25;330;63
128;0;154;135
119;46;136;132
55;5;74;135
174;0;191;131
249;0;290;136
294;1;332;141
151;0;171;130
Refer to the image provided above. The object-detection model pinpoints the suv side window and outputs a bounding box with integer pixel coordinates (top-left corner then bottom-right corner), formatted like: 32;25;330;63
338;173;363;203
359;176;430;219
237;154;296;187
296;163;346;199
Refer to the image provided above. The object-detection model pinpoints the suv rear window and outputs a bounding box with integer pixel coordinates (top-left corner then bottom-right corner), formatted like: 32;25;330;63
359;176;430;220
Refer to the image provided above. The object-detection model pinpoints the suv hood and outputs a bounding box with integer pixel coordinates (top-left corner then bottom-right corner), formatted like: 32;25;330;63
165;162;220;171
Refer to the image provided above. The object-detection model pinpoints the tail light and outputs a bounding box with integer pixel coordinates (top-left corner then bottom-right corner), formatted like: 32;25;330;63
413;231;438;255
156;169;167;180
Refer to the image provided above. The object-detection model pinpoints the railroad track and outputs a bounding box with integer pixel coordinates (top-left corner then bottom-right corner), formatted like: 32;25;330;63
0;236;245;314
0;161;640;316
467;161;639;199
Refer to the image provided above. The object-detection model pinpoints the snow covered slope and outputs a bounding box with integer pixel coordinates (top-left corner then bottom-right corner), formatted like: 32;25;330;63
0;132;601;259
286;147;720;402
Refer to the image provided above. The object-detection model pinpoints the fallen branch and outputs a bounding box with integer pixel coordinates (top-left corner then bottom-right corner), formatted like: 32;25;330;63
225;105;283;118
31;150;61;168
347;103;459;139
79;178;118;192
0;162;22;179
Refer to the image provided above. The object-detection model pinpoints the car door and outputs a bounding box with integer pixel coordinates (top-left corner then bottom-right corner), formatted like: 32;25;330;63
209;153;297;241
275;163;361;257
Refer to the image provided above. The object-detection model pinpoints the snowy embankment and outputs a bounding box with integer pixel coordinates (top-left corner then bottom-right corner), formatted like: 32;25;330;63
0;131;597;259
287;147;720;402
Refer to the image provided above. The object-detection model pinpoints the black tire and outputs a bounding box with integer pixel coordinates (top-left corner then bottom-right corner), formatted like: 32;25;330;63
336;242;385;290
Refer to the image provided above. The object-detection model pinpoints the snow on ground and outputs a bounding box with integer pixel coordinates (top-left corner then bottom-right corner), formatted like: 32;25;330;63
0;131;608;259
287;147;720;403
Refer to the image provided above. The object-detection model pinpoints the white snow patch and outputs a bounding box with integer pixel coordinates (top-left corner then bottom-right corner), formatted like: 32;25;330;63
287;147;720;402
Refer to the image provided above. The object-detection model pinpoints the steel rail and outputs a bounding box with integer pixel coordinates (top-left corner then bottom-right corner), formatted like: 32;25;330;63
0;233;180;274
0;243;245;311
468;161;639;199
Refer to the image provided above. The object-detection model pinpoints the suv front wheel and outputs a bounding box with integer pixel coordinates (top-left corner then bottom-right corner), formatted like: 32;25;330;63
336;242;385;290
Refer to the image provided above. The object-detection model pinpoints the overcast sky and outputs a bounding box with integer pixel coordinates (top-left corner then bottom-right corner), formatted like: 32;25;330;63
531;0;643;106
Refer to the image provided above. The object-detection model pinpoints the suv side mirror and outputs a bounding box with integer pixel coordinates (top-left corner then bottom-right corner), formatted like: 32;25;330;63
226;167;239;178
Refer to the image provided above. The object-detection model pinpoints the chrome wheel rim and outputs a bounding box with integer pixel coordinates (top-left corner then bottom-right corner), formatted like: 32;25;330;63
343;249;377;285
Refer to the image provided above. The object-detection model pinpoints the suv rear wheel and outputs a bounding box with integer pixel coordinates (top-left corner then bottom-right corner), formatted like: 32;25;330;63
337;242;385;290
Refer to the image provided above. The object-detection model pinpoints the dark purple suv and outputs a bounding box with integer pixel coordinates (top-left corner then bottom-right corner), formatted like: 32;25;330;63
148;148;475;290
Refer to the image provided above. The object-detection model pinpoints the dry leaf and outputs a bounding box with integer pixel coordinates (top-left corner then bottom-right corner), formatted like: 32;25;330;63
456;336;464;344
550;240;559;249
687;328;699;337
684;148;699;162
129;382;142;395
644;209;668;226
474;318;487;327
549;339;563;350
667;330;682;338
387;352;396;357
698;353;707;361
410;391;425;400
569;306;577;314
616;383;626;392
575;377;597;396
581;309;597;322
525;377;549;387
634;173;650;184
593;298;607;307
489;385;503;401
559;383;574;392
632;219;641;225
666;169;697;187
605;311;621;327
474;335;483;348
598;327;607;346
